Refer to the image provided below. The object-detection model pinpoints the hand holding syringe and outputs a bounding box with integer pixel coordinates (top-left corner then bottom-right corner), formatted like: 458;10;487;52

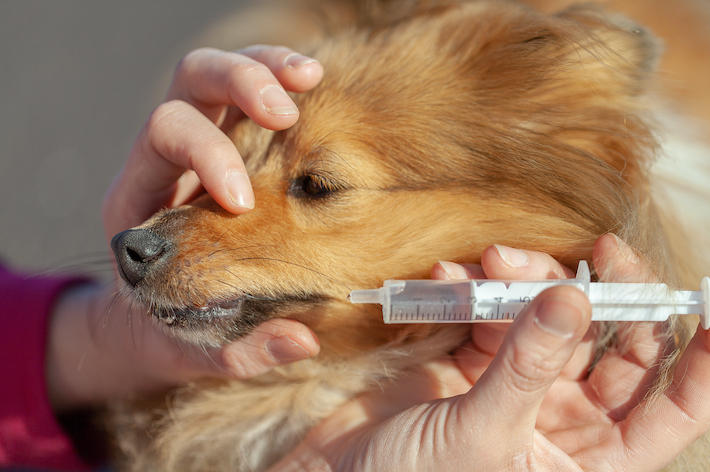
350;261;710;329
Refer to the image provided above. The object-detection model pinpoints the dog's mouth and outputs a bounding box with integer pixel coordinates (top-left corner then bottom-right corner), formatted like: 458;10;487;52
145;293;330;346
152;298;249;327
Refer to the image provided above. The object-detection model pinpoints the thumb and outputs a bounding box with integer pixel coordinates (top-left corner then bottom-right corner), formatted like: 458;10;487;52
462;286;591;443
218;319;321;379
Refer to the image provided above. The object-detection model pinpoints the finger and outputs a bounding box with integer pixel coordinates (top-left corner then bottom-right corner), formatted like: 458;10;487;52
431;261;485;280
587;234;667;413
167;47;323;129
218;319;320;379
432;260;507;383
434;259;508;385
574;325;710;471
453;337;499;385
236;45;324;93
592;233;655;283
102;100;252;236
434;245;576;282
481;244;576;279
594;234;661;372
442;247;577;374
438;252;582;383
142;319;319;383
463;286;592;437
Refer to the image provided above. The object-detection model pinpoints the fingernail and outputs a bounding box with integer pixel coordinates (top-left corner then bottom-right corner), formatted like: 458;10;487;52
438;261;470;280
227;171;255;210
266;337;310;364
284;53;319;68
612;234;639;264
260;85;298;116
495;245;528;268
533;298;583;339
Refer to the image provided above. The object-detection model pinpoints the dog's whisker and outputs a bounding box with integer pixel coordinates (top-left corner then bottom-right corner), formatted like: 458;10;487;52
29;255;115;278
197;343;224;373
229;257;352;292
47;250;113;265
206;244;279;259
218;267;247;289
210;229;230;247
230;323;284;354
93;280;121;331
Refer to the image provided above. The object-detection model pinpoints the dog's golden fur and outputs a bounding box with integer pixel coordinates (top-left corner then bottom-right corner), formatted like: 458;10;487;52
110;0;710;470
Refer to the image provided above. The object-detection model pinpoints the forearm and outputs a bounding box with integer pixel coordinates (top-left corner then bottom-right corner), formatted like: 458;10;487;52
45;281;200;411
46;282;130;411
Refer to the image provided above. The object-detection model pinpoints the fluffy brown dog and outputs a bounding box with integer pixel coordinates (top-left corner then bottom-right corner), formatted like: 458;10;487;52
110;0;710;470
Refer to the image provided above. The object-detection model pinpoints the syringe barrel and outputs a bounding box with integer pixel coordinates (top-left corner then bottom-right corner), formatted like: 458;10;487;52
379;278;586;323
382;279;474;323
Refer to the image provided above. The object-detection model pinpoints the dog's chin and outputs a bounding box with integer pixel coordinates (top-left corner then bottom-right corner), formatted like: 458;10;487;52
146;293;330;347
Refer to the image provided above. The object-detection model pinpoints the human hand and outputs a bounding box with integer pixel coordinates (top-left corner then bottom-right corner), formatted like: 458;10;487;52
268;234;710;471
102;45;323;236
48;47;324;410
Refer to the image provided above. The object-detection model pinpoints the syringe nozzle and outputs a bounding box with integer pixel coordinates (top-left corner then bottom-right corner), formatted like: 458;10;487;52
349;288;382;304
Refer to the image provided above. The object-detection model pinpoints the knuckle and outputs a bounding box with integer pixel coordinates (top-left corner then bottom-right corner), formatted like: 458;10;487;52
503;343;562;394
199;139;234;163
145;100;183;134
227;60;271;84
173;47;214;78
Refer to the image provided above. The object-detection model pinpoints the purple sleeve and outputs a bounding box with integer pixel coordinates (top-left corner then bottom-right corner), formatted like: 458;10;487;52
0;264;93;471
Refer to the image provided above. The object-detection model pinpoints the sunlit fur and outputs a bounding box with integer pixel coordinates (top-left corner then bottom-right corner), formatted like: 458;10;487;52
110;1;709;470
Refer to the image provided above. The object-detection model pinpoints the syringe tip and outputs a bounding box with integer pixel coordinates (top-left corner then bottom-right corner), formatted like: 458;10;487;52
349;288;382;304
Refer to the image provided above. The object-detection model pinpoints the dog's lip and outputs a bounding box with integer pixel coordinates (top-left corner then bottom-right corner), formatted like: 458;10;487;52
145;292;330;344
148;292;331;328
152;299;246;325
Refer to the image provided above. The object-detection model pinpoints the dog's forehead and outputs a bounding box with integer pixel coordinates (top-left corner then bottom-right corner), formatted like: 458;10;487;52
283;4;545;169
276;10;491;181
235;0;657;206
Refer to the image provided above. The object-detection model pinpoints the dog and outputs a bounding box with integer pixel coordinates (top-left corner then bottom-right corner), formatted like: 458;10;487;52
109;0;710;470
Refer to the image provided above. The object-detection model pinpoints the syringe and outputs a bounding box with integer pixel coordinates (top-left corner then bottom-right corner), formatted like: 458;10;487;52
349;262;710;329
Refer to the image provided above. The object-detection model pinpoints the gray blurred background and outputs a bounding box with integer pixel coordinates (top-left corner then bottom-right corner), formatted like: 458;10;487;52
0;1;259;272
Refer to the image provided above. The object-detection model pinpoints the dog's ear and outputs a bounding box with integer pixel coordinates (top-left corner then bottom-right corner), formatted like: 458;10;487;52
553;5;662;98
454;4;663;188
546;6;662;183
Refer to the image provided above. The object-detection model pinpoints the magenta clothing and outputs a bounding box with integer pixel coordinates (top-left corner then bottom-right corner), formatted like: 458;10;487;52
0;264;92;471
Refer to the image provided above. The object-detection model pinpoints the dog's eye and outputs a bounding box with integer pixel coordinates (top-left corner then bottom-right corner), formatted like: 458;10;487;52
289;174;339;200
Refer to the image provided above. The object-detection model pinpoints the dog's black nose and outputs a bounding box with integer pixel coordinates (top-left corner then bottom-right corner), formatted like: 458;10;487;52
111;229;170;287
